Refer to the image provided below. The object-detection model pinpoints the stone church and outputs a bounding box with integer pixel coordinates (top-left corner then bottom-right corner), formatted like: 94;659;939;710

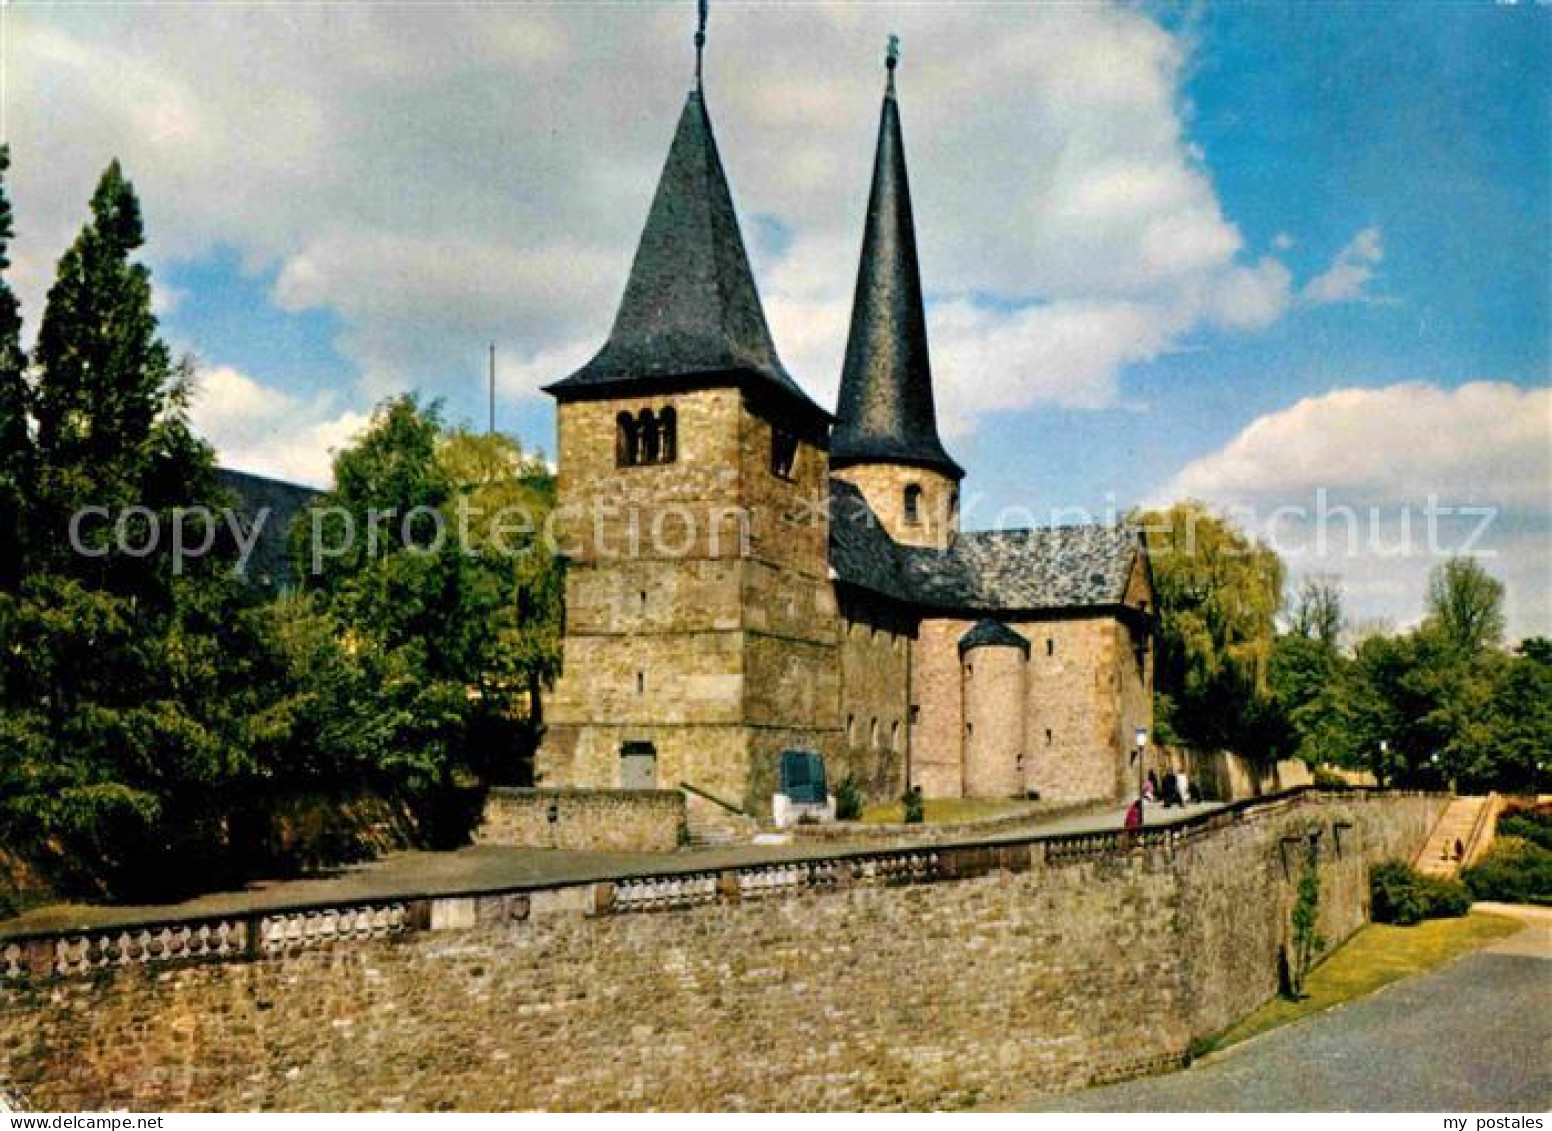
537;39;1154;815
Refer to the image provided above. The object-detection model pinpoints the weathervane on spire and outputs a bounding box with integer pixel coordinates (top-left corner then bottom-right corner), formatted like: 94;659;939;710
695;0;709;91
885;34;900;94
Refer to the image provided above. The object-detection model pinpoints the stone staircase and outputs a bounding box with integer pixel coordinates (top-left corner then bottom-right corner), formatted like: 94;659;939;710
681;785;759;850
1416;794;1496;879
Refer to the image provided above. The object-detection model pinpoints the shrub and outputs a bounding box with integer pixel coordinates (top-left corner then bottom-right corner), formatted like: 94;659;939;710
1370;860;1472;924
1495;803;1552;852
902;785;925;825
1461;836;1552;906
1312;767;1351;791
1287;842;1325;998
835;776;863;821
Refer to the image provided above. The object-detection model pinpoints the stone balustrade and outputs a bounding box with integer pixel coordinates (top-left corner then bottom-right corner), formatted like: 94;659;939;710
0;788;1442;985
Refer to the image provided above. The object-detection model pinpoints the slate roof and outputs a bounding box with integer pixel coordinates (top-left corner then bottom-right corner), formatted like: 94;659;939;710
831;62;962;480
828;478;1142;613
214;468;320;592
958;619;1030;655
545;91;827;424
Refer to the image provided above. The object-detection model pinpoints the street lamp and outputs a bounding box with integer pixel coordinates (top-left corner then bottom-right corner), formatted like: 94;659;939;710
1135;726;1148;824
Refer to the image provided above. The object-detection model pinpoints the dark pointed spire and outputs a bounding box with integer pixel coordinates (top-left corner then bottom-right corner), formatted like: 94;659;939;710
831;39;962;479
546;83;824;420
695;0;708;91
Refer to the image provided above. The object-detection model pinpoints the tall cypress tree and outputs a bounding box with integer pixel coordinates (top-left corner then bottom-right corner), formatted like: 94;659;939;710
0;145;30;590
34;162;173;516
31;160;215;591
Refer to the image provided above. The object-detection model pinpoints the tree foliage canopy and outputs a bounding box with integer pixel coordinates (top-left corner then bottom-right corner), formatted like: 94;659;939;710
0;159;562;904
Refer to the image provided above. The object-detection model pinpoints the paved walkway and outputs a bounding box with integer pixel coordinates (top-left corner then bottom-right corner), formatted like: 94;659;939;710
0;799;1219;938
1038;906;1552;1112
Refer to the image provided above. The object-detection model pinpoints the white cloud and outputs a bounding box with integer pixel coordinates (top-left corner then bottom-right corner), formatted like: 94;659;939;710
1156;381;1552;638
1163;381;1549;508
1302;226;1385;305
190;366;369;488
10;2;1298;438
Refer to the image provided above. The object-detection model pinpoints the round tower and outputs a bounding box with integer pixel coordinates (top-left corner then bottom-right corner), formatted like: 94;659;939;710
959;620;1029;799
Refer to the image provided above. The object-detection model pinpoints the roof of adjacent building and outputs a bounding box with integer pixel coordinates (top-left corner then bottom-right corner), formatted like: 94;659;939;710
828;478;1144;613
830;60;962;480
215;467;320;592
544;90;827;424
958;619;1030;655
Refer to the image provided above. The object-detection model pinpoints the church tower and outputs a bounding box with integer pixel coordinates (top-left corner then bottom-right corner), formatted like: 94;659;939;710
539;13;838;813
831;44;963;551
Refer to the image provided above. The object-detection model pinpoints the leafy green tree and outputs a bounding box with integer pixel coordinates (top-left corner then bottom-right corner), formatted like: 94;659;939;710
1288;574;1344;647
30;160;218;592
1270;575;1348;765
297;398;563;792
438;428;562;733
0;162;242;899
1133;501;1287;756
0;145;31;592
1424;557;1504;656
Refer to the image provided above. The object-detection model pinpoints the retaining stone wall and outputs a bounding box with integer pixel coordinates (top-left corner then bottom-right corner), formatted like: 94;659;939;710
0;792;1442;1111
475;788;685;853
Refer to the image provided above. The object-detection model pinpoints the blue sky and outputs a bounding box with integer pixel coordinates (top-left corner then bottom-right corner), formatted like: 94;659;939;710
9;2;1549;635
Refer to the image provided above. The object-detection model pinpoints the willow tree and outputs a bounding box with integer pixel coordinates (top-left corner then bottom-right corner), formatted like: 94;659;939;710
1132;501;1288;756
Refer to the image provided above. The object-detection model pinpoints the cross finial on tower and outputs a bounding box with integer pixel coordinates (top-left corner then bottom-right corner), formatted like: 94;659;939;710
885;34;900;95
694;0;709;91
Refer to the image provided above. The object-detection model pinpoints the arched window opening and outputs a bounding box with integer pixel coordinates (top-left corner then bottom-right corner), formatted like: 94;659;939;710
618;405;676;467
903;483;923;525
771;427;799;479
658;406;677;463
616;412;638;467
637;409;659;464
870;717;880;747
890;721;901;752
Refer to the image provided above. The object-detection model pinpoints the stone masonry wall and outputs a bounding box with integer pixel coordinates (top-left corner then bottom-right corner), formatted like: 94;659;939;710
834;591;913;802
1017;614;1144;804
910;617;969;797
830;463;958;550
962;641;1026;798
475;788;685;853
540;387;839;815
0;793;1442;1112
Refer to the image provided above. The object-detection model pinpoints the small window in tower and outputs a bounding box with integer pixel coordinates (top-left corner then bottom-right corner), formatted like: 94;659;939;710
658;406;677;463
771;427;799;480
638;409;660;464
870;717;880;747
846;714;856;743
636;671;645;695
1046;638;1055;657
1045;728;1053;746
910;705;920;726
903;483;923;525
616;412;639;467
891;721;901;752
